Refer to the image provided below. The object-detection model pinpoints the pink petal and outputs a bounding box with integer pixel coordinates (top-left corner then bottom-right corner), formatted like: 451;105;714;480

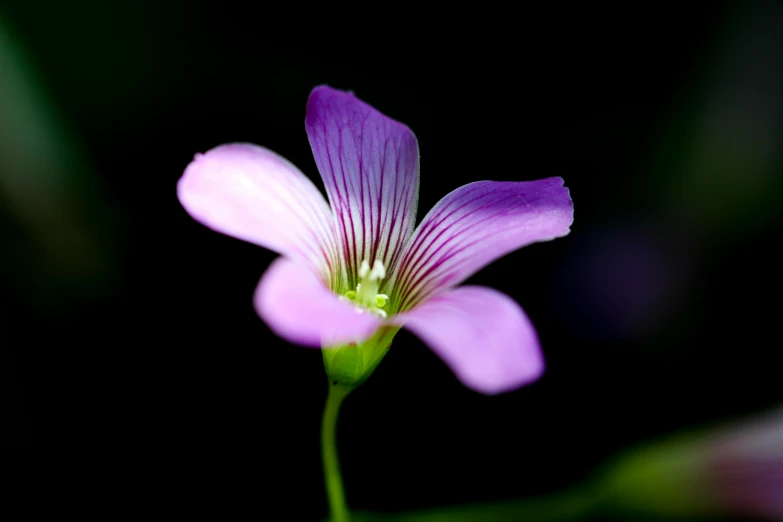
305;86;420;291
393;178;573;311
255;257;384;347
394;286;544;394
178;143;340;285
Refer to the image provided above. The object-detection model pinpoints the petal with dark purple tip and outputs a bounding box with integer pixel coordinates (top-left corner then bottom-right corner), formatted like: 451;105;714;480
394;286;544;394
178;143;339;285
255;257;384;348
394;178;573;311
305;86;420;289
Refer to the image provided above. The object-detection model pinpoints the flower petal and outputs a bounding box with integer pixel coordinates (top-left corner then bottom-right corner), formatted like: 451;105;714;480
393;286;544;394
305;86;420;290
254;257;384;348
178;143;339;285
393;178;573;311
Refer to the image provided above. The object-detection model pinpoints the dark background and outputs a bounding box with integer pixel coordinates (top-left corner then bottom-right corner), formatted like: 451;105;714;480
2;1;781;519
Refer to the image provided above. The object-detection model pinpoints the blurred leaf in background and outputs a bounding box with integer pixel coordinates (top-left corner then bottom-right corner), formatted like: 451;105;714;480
1;13;123;448
648;1;783;240
0;17;120;308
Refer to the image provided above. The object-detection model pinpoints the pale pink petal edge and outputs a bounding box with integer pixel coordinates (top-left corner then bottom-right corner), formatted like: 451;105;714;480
392;285;545;394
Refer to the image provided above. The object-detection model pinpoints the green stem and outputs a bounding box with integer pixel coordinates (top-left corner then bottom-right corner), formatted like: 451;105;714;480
322;383;352;522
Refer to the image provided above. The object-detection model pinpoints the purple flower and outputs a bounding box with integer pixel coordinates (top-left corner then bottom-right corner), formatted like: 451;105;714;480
177;86;573;394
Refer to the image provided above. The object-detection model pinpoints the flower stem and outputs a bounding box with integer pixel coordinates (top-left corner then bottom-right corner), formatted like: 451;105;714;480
322;382;352;522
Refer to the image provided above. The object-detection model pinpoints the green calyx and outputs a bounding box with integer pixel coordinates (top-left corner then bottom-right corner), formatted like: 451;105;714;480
323;326;400;388
324;259;398;388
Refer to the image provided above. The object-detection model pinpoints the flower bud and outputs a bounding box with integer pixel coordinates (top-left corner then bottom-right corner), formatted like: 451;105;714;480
599;408;783;520
708;408;783;520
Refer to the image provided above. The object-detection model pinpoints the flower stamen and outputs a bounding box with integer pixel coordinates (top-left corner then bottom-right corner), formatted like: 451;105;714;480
341;259;388;317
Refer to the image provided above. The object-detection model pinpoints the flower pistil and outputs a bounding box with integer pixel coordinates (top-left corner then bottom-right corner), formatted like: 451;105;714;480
341;259;389;317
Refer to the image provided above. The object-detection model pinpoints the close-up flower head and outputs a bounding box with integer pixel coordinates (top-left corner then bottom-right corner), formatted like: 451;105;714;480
177;86;574;394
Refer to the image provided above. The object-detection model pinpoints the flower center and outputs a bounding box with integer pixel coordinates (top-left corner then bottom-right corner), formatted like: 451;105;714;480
339;259;389;318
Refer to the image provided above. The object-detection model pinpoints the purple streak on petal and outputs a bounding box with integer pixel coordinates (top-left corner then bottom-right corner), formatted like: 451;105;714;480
394;179;573;311
305;86;419;289
392;286;544;394
255;257;383;347
178;143;339;286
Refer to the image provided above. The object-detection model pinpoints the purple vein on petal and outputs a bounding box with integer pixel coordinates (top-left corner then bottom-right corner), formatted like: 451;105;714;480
372;133;386;266
397;192;522;310
337;125;360;282
402;191;521;289
305;86;420;289
401;212;520;309
393;179;574;312
316;122;354;290
394;184;498;303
